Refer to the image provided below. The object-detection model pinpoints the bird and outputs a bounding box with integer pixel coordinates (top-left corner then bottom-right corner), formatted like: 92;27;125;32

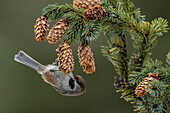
14;50;86;96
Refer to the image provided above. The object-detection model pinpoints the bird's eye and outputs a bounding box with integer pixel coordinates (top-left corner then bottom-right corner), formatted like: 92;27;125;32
49;69;55;73
69;78;75;89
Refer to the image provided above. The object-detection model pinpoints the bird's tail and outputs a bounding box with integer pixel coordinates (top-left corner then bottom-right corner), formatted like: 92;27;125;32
14;50;44;71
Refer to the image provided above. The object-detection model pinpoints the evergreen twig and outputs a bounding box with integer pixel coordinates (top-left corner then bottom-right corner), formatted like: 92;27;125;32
36;0;170;112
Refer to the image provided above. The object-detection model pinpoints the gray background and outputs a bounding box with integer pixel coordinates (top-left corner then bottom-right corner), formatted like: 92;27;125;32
0;0;169;113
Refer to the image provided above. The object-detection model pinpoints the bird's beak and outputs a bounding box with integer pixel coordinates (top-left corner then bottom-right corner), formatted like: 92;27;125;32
72;77;75;81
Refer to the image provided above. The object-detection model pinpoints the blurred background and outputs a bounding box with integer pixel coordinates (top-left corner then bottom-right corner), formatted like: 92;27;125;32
0;0;169;113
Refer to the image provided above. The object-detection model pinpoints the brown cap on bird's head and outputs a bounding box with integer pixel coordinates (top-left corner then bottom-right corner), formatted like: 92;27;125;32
75;75;86;92
148;73;160;80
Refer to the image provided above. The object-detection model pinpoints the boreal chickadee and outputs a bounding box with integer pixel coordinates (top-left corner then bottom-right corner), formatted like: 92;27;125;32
14;50;86;96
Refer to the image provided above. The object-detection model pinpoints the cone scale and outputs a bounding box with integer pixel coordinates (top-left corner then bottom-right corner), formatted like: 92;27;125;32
47;19;69;44
83;5;106;20
56;42;74;74
73;0;102;10
78;44;95;74
135;73;159;97
34;16;49;42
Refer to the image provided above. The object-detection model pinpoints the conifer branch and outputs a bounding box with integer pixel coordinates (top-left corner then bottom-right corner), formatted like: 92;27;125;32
34;0;170;112
101;31;129;83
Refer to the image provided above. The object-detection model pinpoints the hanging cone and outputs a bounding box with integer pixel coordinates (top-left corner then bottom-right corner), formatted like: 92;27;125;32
47;19;69;44
148;73;160;80
34;16;49;42
135;73;159;96
78;44;95;74
83;5;106;20
56;42;74;74
73;0;102;10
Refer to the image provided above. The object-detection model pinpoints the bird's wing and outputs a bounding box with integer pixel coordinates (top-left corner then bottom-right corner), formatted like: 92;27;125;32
42;72;59;88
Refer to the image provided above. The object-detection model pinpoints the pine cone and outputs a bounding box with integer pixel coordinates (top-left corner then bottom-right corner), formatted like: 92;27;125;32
78;44;95;74
83;5;106;20
73;0;102;10
34;16;49;42
47;19;69;44
56;42;74;74
135;73;159;97
148;73;160;80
